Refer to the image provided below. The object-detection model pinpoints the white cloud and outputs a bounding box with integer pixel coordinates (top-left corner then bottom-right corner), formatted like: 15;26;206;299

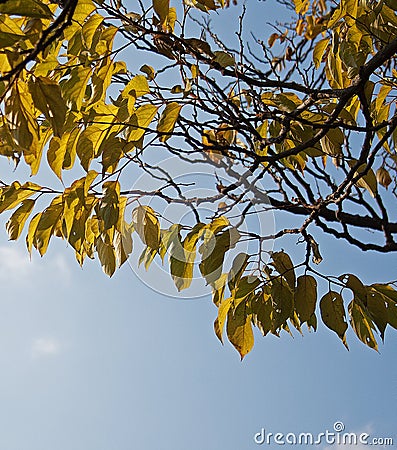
0;245;71;283
31;337;61;358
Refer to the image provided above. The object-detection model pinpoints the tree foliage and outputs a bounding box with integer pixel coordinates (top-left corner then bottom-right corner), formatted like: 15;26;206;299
1;0;397;357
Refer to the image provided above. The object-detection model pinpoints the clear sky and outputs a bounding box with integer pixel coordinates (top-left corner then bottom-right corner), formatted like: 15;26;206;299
0;1;396;450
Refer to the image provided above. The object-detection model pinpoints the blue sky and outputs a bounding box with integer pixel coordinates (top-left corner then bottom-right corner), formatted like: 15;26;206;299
0;1;396;449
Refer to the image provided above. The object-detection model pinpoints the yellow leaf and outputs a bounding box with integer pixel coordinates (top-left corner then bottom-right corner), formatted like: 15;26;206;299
29;76;67;137
0;181;41;214
62;66;92;110
122;75;150;99
132;205;161;250
82;13;103;50
98;181;120;230
157;102;182;142
26;212;41;255
128;104;158;141
33;197;63;256
313;38;329;69
226;301;254;360
214;296;233;343
96;235;116;277
0;0;53;18
6;199;35;240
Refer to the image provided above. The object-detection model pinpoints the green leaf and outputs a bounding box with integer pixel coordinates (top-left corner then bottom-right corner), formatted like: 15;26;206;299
348;300;378;350
252;291;273;336
272;251;296;289
6;199;35;241
271;278;294;333
213;51;235;68
348;160;378;197
199;227;240;286
157;102;182;142
295;275;317;323
226;301;254;360
320;291;348;349
233;276;261;304
369;284;397;330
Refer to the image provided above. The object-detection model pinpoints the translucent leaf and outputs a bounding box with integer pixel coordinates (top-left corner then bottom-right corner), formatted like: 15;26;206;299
252;291;273;336
0;181;41;214
33;197;63;256
30;76;67;137
214;296;233;343
233;276;261;304
132;205;160;251
199;228;240;286
121;75;150;99
348;300;378;350
157;102;182;142
96;235;116;277
271;278;293;333
62;67;92;110
128;104;158;142
313;38;329;69
295;275;317;323
0;0;52;18
272;251;296;289
370;284;397;330
6;199;35;241
348;160;378;197
98;181;120;230
226;301;254;360
320;291;348;349
47;137;66;180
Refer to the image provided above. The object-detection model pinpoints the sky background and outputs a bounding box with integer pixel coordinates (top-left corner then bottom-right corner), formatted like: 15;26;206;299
0;1;396;449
